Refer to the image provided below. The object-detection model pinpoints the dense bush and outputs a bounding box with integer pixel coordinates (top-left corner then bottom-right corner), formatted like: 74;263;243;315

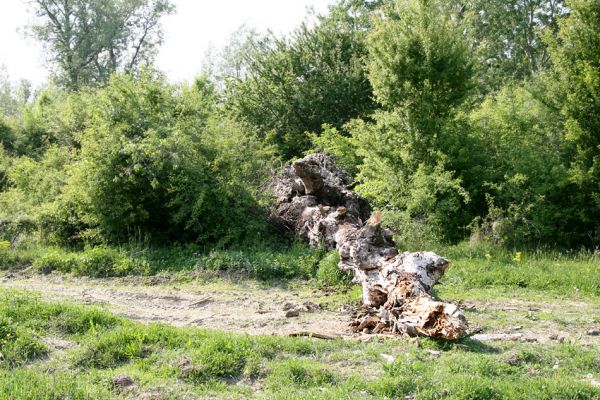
464;85;569;246
0;72;275;247
345;0;474;244
0;145;76;246
1;0;600;261
546;0;600;245
226;0;378;158
32;246;149;277
64;72;269;244
306;0;599;249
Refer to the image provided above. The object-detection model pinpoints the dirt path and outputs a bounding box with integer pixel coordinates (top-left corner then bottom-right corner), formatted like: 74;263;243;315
0;272;351;337
1;271;599;345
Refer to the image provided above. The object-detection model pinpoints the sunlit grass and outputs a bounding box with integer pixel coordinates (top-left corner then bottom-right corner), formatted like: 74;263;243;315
0;289;598;399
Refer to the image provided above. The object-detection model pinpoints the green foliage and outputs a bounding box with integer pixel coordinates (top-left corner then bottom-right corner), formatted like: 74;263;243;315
64;72;271;244
0;119;16;157
350;111;470;244
341;0;475;244
3;87;86;157
0;248;35;271
32;248;77;274
367;0;474;115
32;246;147;277
0;145;75;245
461;0;567;93
195;242;321;280
0;67;31;119
316;251;353;287
71;246;140;277
13;240;320;280
28;0;175;90
2;0;599;254
309;124;361;177
6;146;71;206
226;0;378;158
0;144;11;191
465;85;572;246
0;316;47;367
547;0;600;244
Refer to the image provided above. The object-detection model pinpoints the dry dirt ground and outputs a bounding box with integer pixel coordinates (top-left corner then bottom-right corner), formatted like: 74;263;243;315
1;270;599;345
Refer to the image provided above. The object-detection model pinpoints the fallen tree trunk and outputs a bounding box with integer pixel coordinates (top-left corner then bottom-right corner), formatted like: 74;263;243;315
269;154;467;340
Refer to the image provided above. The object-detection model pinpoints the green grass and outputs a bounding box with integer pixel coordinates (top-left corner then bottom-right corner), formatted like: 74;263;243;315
430;243;600;296
1;241;327;282
3;241;598;296
0;289;598;399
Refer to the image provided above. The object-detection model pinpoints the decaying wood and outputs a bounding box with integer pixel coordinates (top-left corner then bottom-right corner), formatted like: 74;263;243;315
287;331;339;340
269;154;468;340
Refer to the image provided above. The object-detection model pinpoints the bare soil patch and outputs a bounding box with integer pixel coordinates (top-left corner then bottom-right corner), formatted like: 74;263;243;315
1;272;598;346
0;273;350;337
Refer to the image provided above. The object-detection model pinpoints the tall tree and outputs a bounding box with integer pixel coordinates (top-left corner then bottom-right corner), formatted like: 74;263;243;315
547;0;600;245
0;66;31;118
349;0;474;244
27;0;174;90
226;0;381;159
462;0;567;93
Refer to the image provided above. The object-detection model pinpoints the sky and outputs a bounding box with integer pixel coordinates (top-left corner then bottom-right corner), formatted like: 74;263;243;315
0;0;334;87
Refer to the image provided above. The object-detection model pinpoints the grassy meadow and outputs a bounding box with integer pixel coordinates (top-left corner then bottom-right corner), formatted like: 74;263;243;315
0;243;599;399
0;288;599;400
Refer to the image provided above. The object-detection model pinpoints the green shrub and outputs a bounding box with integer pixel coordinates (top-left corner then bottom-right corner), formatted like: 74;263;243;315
195;242;322;280
32;248;77;274
316;251;352;287
225;1;377;159
62;72;272;245
0;145;75;247
0;144;11;191
32;246;149;277
73;246;139;278
0;248;35;270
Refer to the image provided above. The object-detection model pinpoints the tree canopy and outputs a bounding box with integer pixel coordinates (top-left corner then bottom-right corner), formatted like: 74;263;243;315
0;0;598;249
28;0;174;90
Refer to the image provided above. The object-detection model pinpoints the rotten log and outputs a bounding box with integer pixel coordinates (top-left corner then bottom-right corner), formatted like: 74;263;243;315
269;153;467;340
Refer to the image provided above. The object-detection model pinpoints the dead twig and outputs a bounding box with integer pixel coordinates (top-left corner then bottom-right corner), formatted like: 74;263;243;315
287;331;339;340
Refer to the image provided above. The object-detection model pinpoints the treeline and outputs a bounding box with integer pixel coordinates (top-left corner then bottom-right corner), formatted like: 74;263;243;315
0;0;599;250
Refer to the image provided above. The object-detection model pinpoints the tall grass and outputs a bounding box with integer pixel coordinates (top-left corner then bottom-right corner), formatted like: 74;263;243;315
437;243;600;296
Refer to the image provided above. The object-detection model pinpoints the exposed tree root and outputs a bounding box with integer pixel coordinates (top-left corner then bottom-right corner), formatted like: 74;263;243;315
269;154;468;340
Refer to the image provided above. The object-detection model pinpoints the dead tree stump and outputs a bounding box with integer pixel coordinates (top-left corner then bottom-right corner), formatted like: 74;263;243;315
269;153;467;340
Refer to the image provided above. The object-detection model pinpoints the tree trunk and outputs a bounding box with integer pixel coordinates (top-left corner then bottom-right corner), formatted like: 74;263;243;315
269;153;467;340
